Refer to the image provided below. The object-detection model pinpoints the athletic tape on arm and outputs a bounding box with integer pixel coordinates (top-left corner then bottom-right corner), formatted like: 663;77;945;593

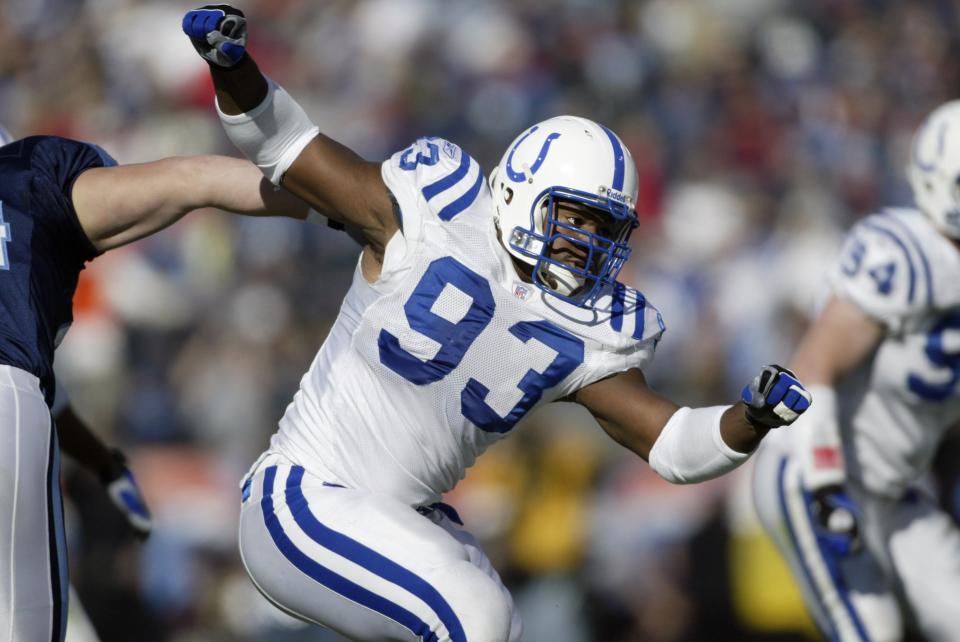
216;78;319;185
648;405;750;484
792;384;844;490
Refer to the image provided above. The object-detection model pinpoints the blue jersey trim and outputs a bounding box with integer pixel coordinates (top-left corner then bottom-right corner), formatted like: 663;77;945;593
421;150;471;201
632;294;647;340
610;283;626;332
437;169;483;222
599;125;625;191
879;213;934;307
259;466;447;642
88;143;117;168
862;222;916;304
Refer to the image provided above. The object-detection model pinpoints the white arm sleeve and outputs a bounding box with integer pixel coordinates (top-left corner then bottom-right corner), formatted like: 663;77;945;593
791;384;844;489
216;78;320;185
647;405;751;484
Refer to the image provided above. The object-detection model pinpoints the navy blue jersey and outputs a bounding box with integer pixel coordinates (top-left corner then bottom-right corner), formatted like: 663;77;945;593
0;136;116;405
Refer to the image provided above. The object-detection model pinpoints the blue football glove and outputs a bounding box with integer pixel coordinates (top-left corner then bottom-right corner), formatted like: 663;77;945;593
101;449;153;541
741;364;812;429
810;485;861;557
182;5;247;68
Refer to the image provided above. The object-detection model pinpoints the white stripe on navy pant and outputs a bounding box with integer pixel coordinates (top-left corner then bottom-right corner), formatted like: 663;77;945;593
0;365;68;642
238;456;518;641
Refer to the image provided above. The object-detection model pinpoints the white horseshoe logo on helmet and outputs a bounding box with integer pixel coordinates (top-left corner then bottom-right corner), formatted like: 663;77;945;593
506;126;562;183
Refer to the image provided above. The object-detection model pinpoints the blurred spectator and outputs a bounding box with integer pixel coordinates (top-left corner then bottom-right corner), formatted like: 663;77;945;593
7;0;953;638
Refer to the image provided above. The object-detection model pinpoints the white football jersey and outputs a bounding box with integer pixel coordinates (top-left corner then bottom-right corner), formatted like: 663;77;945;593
829;207;960;497
269;137;664;507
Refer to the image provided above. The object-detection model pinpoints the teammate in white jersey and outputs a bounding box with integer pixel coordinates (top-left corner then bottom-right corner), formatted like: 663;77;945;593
183;7;812;641
752;101;960;642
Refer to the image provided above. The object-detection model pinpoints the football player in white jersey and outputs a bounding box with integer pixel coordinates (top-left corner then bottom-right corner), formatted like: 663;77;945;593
752;100;960;642
183;7;812;641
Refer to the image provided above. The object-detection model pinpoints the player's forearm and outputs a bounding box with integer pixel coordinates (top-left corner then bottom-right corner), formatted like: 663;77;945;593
208;63;397;250
188;155;310;219
56;406;116;478
76;155;309;252
720;402;770;453
209;54;269;115
790;296;882;385
187;8;396;249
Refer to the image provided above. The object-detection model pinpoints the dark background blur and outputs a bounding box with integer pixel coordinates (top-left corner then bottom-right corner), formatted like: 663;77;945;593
4;0;960;640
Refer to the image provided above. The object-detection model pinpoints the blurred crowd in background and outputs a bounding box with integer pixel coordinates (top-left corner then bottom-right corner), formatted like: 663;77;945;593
3;0;960;639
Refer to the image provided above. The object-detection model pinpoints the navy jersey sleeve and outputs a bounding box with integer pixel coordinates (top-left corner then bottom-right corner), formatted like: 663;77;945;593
26;136;117;263
0;136;118;404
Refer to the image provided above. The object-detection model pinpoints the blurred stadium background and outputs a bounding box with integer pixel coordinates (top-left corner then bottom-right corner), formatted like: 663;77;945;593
4;0;960;639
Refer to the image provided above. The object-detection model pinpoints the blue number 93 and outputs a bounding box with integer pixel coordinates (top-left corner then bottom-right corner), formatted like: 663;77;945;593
378;256;585;432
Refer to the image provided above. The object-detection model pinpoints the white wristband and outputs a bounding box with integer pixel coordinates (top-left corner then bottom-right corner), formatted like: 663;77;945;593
648;405;750;484
216;78;320;185
793;384;845;490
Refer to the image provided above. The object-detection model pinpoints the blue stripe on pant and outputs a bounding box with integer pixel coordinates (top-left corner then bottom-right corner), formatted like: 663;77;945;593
260;465;467;642
776;457;870;642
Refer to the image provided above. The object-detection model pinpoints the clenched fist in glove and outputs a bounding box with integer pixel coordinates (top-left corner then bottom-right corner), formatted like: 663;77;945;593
183;5;247;68
742;364;812;429
100;449;153;540
811;485;861;557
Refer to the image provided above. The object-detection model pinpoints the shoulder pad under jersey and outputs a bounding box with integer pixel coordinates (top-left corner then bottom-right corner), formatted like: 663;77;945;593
829;211;933;328
550;282;667;381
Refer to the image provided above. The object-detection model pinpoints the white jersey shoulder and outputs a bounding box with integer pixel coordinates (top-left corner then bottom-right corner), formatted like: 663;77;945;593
829;208;960;332
271;137;664;506
382;136;487;242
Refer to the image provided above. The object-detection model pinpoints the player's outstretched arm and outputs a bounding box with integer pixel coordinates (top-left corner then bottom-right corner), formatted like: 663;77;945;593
73;154;311;253
789;295;882;489
182;6;398;259
574;365;811;484
55;396;153;539
788;295;882;554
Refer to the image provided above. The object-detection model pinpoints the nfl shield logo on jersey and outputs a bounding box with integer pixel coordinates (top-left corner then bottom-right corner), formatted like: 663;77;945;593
513;283;531;301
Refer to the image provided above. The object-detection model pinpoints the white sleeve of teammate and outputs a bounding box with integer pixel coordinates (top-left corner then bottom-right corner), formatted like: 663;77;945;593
216;77;319;186
791;384;844;489
647;405;751;484
828;216;921;333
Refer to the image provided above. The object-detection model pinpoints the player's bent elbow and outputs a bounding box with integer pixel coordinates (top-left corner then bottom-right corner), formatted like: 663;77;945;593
647;406;750;484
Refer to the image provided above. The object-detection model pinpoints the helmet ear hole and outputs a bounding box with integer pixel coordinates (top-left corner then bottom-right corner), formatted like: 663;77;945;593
504;186;514;205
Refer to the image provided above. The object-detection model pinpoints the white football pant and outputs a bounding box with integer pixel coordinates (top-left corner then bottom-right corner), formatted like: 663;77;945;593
753;439;960;641
238;452;522;642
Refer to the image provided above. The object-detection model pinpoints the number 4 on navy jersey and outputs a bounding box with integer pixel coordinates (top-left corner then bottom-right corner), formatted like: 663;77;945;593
0;202;11;271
